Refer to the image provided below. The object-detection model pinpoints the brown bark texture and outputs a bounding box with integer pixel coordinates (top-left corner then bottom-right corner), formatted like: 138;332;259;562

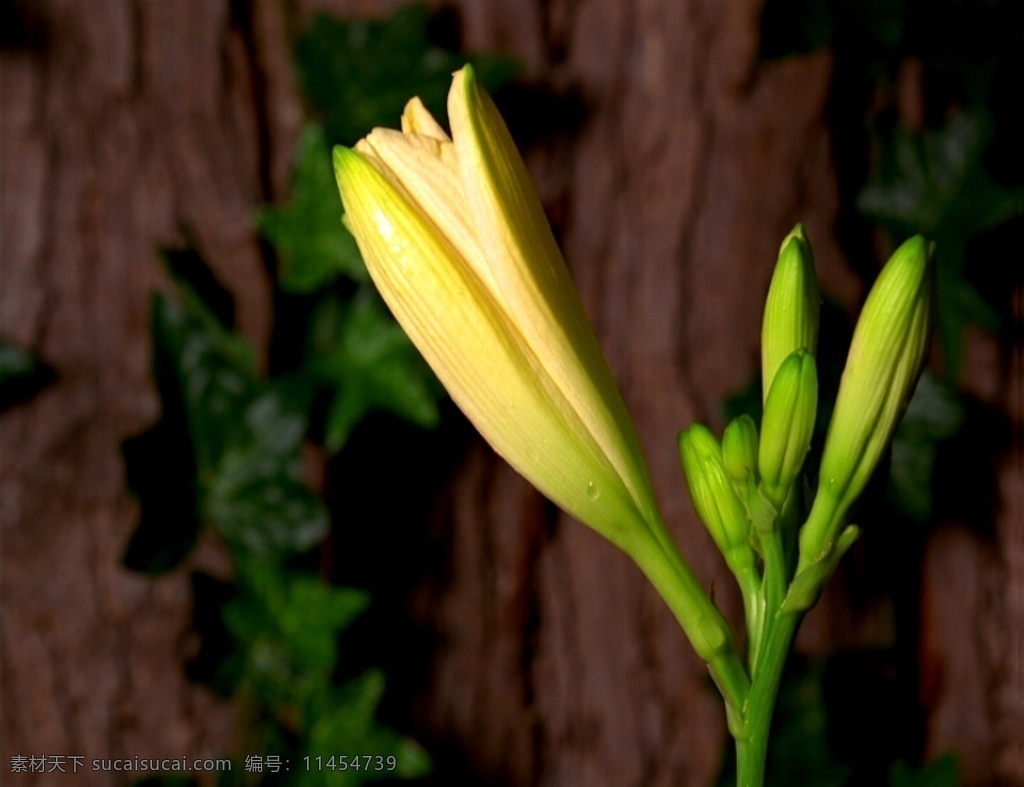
2;1;1021;787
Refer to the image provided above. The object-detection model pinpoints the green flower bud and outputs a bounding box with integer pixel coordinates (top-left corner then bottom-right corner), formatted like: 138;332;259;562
797;236;935;569
761;224;820;402
679;425;755;578
758;349;818;509
722;414;759;489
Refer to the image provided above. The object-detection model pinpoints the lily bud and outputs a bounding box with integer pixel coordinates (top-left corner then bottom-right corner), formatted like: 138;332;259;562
758;349;818;509
679;425;756;579
334;66;749;701
761;224;820;401
722;414;759;490
333;66;659;553
797;235;935;569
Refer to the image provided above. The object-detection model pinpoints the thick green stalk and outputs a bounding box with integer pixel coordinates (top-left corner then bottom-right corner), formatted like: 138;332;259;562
735;609;802;787
737;486;802;784
631;521;751;715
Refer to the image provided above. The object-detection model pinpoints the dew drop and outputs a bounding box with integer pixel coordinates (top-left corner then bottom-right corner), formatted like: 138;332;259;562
586;481;601;500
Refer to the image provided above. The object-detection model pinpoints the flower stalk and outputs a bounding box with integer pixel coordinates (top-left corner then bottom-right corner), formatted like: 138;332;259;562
334;65;748;711
331;65;935;787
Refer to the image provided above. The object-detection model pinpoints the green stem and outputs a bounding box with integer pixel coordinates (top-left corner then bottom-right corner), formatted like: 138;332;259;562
735;609;802;787
631;522;750;715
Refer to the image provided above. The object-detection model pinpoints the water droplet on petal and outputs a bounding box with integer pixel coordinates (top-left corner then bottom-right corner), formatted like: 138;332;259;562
586;481;600;500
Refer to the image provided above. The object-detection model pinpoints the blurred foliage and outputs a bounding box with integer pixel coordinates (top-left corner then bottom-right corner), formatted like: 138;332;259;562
889;755;959;787
0;338;54;411
123;5;517;785
761;0;1023;376
295;5;518;145
255;125;367;293
748;0;1023;783
718;658;960;787
858;112;1020;376
304;291;439;452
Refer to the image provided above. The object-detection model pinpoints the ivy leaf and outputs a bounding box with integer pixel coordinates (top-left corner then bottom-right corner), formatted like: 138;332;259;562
256;124;367;293
222;558;369;710
225;559;368;672
296;6;519;146
298;673;431;786
307;294;440;452
857;111;1021;374
161;246;236;328
122;292;252;572
152;293;256;477
858;112;1019;236
888;372;965;522
889;753;959;787
125;267;327;569
760;0;908;65
205;386;329;555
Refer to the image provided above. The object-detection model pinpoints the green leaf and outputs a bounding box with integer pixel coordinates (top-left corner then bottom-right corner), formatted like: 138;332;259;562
307;294;440;452
161;246;237;328
858;113;1019;237
256;124;367;292
889;753;959;787
759;0;908;65
149;293;257;477
857;111;1021;375
888;372;965;522
296;7;519;146
205;387;329;555
122;292;249;572
766;664;851;787
226;559;368;669
298;674;431;786
223;558;369;708
125;277;324;569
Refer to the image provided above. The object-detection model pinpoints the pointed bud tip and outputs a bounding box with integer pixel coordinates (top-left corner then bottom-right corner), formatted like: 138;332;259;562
892;234;935;273
453;63;478;99
781;222;808;250
332;145;359;175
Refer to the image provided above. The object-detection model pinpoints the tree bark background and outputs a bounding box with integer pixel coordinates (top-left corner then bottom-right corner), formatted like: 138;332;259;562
1;1;1020;787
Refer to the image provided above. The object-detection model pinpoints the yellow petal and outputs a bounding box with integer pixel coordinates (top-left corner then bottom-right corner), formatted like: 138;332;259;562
356;126;498;296
400;97;450;141
334;146;650;551
448;65;656;523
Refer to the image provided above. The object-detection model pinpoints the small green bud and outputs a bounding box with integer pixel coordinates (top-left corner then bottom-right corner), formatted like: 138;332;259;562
798;236;935;568
679;425;755;578
758;349;818;509
761;224;820;402
722;414;759;489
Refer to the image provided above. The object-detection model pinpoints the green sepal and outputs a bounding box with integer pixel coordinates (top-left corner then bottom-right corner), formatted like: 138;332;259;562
783;524;860;612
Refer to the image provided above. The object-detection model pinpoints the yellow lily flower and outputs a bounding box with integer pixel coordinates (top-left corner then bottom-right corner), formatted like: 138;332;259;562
333;67;749;703
333;65;656;554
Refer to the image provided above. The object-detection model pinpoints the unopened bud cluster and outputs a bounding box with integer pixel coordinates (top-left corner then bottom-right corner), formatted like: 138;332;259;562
679;227;934;613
